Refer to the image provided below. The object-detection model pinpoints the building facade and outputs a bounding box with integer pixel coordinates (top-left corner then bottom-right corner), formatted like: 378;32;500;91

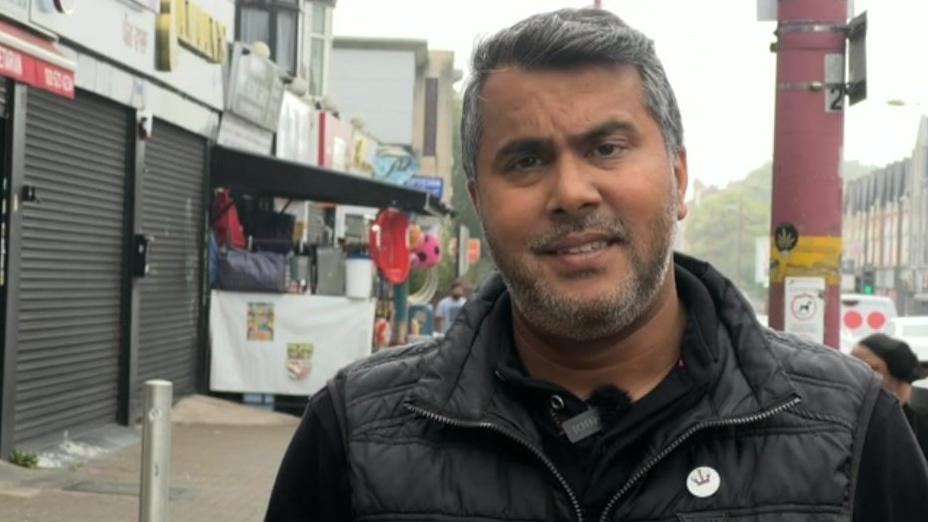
842;117;928;315
330;37;460;205
0;0;234;456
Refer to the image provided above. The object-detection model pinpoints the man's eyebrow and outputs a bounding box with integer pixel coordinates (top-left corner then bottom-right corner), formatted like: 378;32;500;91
494;138;553;160
573;120;638;144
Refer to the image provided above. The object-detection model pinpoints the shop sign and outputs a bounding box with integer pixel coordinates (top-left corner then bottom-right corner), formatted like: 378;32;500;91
217;112;274;155
52;0;76;14
373;145;419;185
276;91;313;164
226;42;285;132
128;0;161;12
0;0;31;26
156;0;228;71
0;19;75;98
318;112;353;171
406;175;443;200
29;0;230;110
467;239;481;265
349;131;379;177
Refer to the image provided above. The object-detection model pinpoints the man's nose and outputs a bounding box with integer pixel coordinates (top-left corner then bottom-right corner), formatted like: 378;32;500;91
545;155;602;217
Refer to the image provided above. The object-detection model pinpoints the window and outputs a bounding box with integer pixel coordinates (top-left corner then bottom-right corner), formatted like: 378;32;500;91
237;0;300;75
275;10;298;74
424;78;438;156
306;2;330;97
311;2;327;33
309;38;325;97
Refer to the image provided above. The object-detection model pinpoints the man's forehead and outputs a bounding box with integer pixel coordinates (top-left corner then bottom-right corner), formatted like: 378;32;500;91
481;62;642;96
478;64;648;139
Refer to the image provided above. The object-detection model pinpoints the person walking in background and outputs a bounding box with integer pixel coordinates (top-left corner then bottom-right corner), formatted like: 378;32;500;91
852;333;928;459
434;281;467;334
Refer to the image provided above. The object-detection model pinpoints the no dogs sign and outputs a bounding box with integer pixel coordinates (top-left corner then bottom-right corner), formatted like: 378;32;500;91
784;276;826;345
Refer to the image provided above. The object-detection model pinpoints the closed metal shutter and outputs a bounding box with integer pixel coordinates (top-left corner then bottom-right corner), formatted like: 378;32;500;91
15;89;129;444
136;120;205;407
0;78;9;118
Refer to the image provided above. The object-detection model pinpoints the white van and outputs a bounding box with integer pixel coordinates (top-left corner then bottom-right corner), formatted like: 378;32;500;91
840;294;898;353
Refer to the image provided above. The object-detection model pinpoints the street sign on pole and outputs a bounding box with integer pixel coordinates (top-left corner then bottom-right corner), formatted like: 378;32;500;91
847;11;868;105
784;277;826;344
457;224;470;278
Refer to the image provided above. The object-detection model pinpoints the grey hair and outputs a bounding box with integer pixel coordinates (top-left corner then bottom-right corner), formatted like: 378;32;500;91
461;8;684;185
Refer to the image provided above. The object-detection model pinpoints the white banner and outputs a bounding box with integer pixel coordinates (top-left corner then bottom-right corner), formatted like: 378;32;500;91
209;290;375;396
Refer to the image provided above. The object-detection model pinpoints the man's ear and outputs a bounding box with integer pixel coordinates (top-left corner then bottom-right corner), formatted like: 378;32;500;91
468;181;481;214
673;148;688;220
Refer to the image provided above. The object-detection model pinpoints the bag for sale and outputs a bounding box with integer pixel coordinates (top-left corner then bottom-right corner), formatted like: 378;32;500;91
218;248;287;293
212;189;246;249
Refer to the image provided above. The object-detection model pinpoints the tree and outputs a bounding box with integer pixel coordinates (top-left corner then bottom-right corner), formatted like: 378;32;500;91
683;161;876;311
683;163;772;308
447;94;496;294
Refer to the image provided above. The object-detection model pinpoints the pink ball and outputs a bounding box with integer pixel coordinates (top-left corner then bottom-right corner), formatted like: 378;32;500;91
411;233;442;268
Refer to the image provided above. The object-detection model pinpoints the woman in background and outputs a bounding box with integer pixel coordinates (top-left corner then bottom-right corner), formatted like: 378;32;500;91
852;333;928;459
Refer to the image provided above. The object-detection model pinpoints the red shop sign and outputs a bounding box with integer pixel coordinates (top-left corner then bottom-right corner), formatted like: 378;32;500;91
0;19;75;99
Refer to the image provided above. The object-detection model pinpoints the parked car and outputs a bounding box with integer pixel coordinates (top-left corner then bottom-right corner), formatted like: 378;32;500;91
840;294;898;353
885;316;928;363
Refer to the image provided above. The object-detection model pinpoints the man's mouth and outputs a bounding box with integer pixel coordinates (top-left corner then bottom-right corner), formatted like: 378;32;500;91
535;234;623;256
554;240;610;255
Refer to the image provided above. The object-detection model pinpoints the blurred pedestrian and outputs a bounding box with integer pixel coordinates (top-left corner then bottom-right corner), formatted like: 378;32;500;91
852;333;928;458
433;282;467;334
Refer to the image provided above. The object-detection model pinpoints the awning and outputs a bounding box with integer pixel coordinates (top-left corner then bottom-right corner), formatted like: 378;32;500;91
0;19;75;99
211;145;454;217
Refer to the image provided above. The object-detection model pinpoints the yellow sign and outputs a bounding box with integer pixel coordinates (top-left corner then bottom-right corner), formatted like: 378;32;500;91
155;0;177;71
156;0;227;71
769;235;842;285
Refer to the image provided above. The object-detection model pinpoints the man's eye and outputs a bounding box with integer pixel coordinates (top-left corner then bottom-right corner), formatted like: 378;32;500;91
589;143;624;158
511;156;543;170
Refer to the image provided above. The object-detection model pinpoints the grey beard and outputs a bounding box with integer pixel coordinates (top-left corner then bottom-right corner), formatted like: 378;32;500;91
482;193;677;342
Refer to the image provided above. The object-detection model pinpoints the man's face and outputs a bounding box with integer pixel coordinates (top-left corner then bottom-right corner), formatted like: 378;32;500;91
469;64;687;341
452;286;464;299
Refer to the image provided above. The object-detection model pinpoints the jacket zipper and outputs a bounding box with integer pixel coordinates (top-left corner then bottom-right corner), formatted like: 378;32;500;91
405;403;586;522
596;396;802;522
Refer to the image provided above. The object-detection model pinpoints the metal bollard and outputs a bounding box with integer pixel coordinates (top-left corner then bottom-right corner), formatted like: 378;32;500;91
140;380;173;522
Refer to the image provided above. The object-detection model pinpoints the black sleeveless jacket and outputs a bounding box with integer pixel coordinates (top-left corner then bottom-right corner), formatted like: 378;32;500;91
331;255;881;521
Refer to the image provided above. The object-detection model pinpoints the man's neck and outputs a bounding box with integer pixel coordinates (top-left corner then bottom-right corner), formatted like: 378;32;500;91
511;277;686;401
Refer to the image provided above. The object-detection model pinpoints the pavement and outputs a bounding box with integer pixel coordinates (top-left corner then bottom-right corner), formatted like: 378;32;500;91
0;395;300;522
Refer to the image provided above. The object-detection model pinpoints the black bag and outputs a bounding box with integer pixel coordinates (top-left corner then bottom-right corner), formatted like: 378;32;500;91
219;248;287;293
253;208;295;242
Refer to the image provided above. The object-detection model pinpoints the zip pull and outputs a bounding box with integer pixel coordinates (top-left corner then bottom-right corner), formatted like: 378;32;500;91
406;402;585;522
597;396;801;522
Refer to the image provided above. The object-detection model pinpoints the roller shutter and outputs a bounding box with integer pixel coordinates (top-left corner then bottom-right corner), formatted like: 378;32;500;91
136;119;206;409
15;89;130;444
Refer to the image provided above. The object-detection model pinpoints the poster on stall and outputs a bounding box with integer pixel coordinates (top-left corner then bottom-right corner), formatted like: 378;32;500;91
210;291;375;395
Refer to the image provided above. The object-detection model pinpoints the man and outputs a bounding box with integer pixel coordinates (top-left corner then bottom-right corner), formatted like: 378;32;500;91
434;282;467;334
852;333;928;459
266;9;928;521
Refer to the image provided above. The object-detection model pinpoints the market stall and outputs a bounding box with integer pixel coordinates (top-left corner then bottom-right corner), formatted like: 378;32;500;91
208;144;452;398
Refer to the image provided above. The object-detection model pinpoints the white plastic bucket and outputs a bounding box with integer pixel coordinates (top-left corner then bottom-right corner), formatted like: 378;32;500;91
345;257;373;299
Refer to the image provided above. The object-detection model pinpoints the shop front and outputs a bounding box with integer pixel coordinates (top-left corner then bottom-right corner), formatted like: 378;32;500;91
0;0;229;456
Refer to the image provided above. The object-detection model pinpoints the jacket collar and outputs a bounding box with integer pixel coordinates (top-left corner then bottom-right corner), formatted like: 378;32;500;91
407;253;799;440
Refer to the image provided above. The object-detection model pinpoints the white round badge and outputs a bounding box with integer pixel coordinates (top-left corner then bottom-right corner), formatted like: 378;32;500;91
686;466;721;498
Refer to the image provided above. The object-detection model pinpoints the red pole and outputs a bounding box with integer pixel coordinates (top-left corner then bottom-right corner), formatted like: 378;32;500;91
768;0;847;349
594;0;602;9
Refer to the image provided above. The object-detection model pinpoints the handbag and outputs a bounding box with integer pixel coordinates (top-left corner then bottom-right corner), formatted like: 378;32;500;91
218;248;287;293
